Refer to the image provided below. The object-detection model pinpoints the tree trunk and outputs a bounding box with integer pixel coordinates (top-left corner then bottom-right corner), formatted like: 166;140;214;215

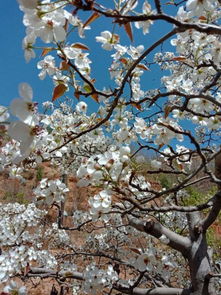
187;213;215;295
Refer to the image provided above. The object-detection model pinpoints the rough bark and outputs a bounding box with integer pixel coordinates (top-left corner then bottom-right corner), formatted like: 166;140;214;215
215;150;221;189
186;212;215;295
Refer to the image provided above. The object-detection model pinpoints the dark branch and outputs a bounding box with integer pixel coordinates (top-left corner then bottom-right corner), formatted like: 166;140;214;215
201;191;221;231
93;10;221;35
154;0;162;14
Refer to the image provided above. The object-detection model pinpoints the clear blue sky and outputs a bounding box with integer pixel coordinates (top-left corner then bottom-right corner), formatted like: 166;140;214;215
0;1;176;108
0;1;54;107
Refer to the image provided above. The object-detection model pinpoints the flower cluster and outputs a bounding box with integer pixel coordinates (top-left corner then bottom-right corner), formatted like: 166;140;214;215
83;264;118;294
77;145;131;187
2;280;27;295
0;203;46;247
88;189;112;219
134;117;184;145
33;178;69;205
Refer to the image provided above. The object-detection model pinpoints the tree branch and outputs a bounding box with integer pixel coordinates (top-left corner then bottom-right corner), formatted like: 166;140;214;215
128;217;190;256
114;285;191;295
27;267;83;280
154;0;162;14
93;10;221;35
201;191;221;231
28;268;191;295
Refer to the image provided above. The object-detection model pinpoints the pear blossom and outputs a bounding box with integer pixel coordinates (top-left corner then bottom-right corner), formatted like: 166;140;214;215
8;166;24;181
62;46;91;73
22;33;36;63
63;10;80;27
120;0;138;15
134;117;149;139
83;263;118;294
63;10;91;38
89;190;112;217
96;31;119;50
24;8;67;43
133;251;155;272
211;40;221;65
62;46;80;60
76;146;131;187
135;2;153;34
186;0;216;16
7;121;37;160
127;45;144;60
73;51;91;70
3;280;27;295
33;178;69;205
176;6;191;22
37;55;57;80
10;83;38;126
76;101;87;113
112;44;128;60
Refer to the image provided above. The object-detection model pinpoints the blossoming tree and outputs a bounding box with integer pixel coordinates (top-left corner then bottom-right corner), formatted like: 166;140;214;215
0;0;221;294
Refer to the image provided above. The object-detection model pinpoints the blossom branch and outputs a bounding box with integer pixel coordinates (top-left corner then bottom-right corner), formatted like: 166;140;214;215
27;268;191;295
200;71;221;94
50;29;178;153
93;9;221;35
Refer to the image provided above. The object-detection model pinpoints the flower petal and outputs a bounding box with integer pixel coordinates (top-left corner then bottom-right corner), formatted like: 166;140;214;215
19;82;33;101
8;121;32;143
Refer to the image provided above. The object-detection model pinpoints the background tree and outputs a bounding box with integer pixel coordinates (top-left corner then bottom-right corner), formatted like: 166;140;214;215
0;0;221;295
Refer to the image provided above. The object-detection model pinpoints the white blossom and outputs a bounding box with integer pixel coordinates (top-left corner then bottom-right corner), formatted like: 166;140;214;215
10;83;38;126
37;55;57;80
96;31;119;50
76;101;87;113
3;280;27;295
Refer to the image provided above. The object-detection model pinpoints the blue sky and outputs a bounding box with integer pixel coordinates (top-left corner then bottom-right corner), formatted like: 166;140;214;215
0;2;53;107
0;1;176;109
